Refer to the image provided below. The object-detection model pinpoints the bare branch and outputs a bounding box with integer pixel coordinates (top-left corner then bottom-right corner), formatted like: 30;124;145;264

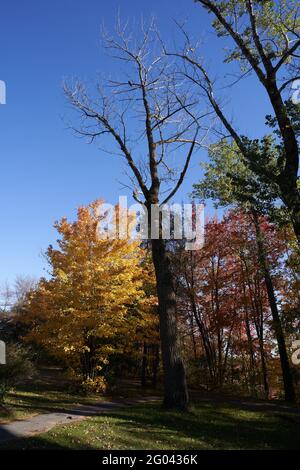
275;39;300;73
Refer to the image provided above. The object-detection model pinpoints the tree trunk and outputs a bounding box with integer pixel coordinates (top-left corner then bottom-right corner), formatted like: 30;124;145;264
244;302;256;395
252;211;296;403
152;343;160;388
151;237;189;410
190;313;198;360
141;342;147;387
258;334;269;399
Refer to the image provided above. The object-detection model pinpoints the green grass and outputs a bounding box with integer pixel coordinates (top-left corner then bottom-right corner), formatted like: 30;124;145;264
1;401;300;450
0;367;104;424
0;388;104;424
1;368;299;450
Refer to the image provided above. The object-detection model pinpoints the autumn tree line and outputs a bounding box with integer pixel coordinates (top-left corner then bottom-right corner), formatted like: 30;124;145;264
1;199;299;403
1;1;300;409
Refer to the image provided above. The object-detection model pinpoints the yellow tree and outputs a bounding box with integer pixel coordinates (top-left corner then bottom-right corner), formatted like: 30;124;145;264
22;200;156;390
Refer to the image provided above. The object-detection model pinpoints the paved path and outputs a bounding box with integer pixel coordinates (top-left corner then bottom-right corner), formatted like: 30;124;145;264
0;397;159;443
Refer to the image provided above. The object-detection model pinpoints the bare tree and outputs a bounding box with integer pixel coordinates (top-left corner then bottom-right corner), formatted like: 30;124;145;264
0;282;14;314
64;19;210;409
13;275;37;314
0;276;37;315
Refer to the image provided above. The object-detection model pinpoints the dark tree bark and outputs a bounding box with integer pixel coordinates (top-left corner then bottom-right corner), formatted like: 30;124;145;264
151;237;189;410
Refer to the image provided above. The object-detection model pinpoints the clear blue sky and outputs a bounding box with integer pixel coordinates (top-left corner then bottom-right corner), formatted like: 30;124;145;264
0;0;274;285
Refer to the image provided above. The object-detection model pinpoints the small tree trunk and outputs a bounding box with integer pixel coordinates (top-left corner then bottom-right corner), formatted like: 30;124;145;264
245;311;256;395
141;342;148;387
190;313;198;360
252;211;296;403
152;343;160;388
258;335;269;399
151;237;189;410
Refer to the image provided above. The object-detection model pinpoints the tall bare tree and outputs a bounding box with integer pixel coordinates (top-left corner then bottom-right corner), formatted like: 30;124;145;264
64;20;210;409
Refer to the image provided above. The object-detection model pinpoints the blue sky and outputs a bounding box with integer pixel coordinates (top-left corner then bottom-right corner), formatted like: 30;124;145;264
0;0;274;285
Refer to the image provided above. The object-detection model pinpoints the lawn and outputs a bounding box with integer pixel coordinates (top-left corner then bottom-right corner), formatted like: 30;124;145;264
0;367;105;424
1;368;299;450
1;400;300;450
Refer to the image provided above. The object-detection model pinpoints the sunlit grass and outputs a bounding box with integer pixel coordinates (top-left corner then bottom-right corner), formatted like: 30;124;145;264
1;401;299;450
0;385;104;424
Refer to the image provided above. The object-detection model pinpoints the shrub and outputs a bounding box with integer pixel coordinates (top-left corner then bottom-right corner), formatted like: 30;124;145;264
69;375;107;395
0;343;36;402
82;376;107;394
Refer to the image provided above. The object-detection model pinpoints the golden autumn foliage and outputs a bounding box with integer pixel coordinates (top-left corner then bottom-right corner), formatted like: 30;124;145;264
20;200;158;389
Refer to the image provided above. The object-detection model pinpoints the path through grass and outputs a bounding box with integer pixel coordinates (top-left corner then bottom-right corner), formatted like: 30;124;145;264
1;401;299;450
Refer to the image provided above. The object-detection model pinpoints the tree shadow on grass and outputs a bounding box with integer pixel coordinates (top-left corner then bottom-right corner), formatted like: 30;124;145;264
95;402;300;450
1;401;300;450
